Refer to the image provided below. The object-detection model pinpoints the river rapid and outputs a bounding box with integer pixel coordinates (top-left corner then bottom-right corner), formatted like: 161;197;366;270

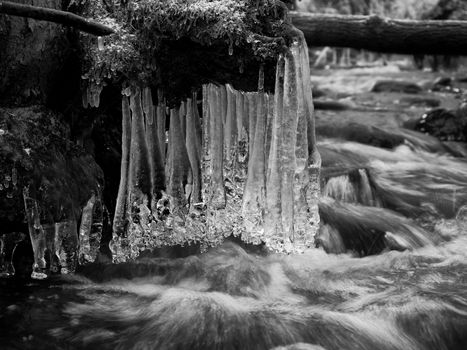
2;70;467;349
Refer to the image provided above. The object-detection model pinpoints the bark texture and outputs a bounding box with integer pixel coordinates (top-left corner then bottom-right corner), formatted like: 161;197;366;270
290;11;467;55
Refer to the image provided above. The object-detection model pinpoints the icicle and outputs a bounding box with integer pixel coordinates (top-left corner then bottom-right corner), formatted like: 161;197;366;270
180;100;186;140
156;89;167;160
265;93;274;160
219;85;228;125
166;106;190;209
224;84;237;162
280;49;299;245
111;88;153;262
142;87;152;123
42;223;59;273
293;43;308;173
127;88;152;203
299;39;320;166
54;220;78;274
235;90;244;149
193;91;203;162
265;55;285;244
143;87;165;213
112;95;131;241
79;193;97;264
23;187;47;279
242;68;267;239
0;233;25;277
242;91;250;136
299;37;321;243
186;97;202;206
0;235;7;277
247;92;257;156
89;195;103;262
237;91;249;165
208;85;226;209
202;84;212;205
93;84;102;108
290;41;314;246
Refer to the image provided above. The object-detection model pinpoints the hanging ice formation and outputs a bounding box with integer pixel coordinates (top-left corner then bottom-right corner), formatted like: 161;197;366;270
82;82;104;108
110;37;321;260
22;185;103;279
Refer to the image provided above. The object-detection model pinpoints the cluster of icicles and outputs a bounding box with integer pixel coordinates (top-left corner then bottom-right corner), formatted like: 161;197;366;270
0;39;321;278
109;38;321;261
19;188;103;279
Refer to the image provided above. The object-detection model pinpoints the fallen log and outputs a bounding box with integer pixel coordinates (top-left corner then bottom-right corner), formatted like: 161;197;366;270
290;11;467;55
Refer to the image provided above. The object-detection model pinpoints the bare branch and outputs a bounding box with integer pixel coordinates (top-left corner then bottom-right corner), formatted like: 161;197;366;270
0;1;114;36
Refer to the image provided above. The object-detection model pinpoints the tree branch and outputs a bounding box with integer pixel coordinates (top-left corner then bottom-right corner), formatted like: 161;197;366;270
0;1;114;36
290;11;467;55
3;2;467;56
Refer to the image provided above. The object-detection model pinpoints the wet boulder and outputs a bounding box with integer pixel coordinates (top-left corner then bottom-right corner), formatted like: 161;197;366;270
431;76;460;93
399;96;441;108
313;99;352;111
384;232;411;252
414;107;467;141
317;198;436;257
317;122;405;149
371;80;422;94
432;76;452;91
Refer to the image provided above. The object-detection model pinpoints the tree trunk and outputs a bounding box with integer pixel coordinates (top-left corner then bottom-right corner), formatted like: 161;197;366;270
290;11;467;55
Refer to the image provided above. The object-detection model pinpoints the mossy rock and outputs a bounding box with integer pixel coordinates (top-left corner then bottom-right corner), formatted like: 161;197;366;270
0;106;103;231
80;0;299;103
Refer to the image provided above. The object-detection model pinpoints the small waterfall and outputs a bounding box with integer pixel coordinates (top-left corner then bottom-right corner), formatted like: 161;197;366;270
322;168;378;207
323;174;357;203
358;168;378;206
317;197;438;256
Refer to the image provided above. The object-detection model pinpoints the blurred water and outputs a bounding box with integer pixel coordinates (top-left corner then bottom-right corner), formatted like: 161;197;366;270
1;129;467;350
1;233;466;350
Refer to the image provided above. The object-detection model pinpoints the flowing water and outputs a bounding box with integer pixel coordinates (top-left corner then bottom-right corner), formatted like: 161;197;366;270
2;118;467;349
